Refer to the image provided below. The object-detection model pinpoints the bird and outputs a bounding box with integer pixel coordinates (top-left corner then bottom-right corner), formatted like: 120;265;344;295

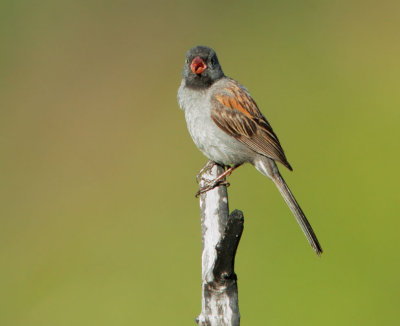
177;45;322;255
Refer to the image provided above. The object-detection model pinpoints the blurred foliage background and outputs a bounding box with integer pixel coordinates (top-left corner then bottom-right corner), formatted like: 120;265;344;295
1;0;399;325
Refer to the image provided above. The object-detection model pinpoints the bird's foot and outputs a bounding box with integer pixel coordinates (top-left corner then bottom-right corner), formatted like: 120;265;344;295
195;164;238;197
195;180;230;198
195;163;242;197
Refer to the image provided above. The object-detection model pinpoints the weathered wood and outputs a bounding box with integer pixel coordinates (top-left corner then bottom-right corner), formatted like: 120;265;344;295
196;164;244;326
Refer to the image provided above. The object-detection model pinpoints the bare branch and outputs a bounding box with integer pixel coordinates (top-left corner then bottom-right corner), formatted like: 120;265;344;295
196;164;244;326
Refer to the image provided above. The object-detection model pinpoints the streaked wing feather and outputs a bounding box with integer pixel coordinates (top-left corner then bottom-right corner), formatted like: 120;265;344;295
211;80;292;170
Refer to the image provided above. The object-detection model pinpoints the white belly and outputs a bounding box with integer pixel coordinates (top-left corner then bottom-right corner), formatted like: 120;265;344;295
178;81;254;165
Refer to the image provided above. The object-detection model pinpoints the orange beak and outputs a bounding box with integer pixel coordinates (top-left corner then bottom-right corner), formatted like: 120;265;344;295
191;56;207;75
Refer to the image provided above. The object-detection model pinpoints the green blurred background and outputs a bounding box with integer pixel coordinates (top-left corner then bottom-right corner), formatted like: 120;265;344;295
1;0;399;325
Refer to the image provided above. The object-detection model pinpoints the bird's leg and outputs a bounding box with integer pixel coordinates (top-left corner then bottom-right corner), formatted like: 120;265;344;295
195;164;242;197
196;160;216;183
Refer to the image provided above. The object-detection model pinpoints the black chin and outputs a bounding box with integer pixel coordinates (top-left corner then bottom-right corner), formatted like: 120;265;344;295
185;73;218;90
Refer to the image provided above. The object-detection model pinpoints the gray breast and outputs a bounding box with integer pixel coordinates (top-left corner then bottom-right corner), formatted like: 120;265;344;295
178;80;255;165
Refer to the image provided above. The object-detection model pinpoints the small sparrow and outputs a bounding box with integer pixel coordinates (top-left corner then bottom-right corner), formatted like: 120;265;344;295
177;46;322;255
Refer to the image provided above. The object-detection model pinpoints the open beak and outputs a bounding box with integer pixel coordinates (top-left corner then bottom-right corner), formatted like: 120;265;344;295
190;56;207;75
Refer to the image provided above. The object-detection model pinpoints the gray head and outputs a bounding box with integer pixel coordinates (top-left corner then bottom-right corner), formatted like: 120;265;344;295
182;46;224;89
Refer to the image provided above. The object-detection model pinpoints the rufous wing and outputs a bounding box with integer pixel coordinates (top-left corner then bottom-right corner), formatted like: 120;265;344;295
211;80;292;170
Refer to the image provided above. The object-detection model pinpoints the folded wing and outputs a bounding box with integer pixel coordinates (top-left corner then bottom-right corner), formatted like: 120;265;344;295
211;80;292;170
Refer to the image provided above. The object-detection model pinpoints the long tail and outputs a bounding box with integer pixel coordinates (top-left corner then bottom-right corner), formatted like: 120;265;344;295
254;157;323;255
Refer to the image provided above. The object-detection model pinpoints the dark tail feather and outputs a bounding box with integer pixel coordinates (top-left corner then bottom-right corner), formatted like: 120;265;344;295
272;173;323;255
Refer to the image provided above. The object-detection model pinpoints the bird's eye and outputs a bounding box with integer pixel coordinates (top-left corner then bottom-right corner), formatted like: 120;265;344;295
210;57;216;66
